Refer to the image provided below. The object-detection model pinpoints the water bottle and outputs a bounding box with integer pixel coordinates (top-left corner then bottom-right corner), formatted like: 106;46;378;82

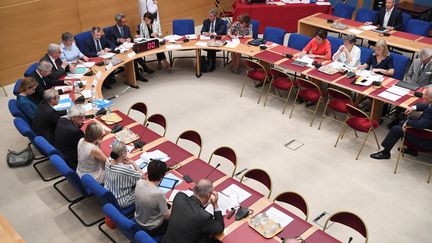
74;81;80;94
91;88;97;110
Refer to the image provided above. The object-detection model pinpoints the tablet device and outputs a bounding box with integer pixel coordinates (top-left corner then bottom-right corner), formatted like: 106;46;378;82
137;161;148;169
159;177;179;190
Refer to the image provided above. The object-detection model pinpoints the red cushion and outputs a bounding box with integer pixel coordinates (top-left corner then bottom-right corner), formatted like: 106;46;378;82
346;117;379;132
247;69;267;82
298;88;321;102
405;141;432;153
328;98;351;113
272;77;294;90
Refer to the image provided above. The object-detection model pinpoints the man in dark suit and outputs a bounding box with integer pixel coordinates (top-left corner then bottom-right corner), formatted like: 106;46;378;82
201;8;226;72
162;179;224;243
40;43;75;81
28;61;72;104
367;0;403;31
371;87;432;159
54;105;85;169
33;89;66;145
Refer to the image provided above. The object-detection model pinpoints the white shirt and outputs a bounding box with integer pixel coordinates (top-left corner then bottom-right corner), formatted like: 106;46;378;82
383;7;394;27
138;0;158;20
333;45;361;67
49;55;58;70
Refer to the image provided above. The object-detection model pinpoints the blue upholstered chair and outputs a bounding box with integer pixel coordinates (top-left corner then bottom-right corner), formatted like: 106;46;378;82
390;52;409;81
13;79;21;96
402;13;412;32
405;19;431;37
359;46;372;65
24;63;38;77
333;3;355;19
103;26;111;36
355;8;377;23
172;19;195;35
135;230;157;243
251;19;260;39
9;99;30;125
287;33;312;51
74;31;92;53
13;117;45;161
327;36;344;56
263;27;286;45
33;136;63;181
102;203;142;242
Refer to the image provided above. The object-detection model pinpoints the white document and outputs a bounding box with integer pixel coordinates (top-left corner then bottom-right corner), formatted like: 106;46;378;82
99;52;116;59
127;51;137;58
267;1;285;5
66;73;85;79
347;28;363;34
165;44;183;50
76;62;95;68
81;89;92;99
296;55;315;67
96;71;102;80
53;102;72;110
355;70;384;86
54;85;72;91
121;42;134;50
164;34;183;42
316;1;331;5
265;207;294;228
222;184;251;204
81;103;93;112
140;150;170;163
203;193;233;216
168;189;193;202
361;25;377;31
327;61;345;69
105;63;113;71
225;38;240;48
200;35;211;40
185;34;198;40
59;94;70;100
195;41;208;47
378;91;401;101
386;86;410;96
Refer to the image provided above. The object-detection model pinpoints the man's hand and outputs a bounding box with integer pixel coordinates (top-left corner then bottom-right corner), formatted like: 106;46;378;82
402;121;407;132
61;61;68;69
150;32;157;37
62;86;72;92
69;64;76;73
126;38;131;42
118;38;126;43
104;48;111;52
386;26;394;31
64;80;73;86
210;191;219;208
203;32;210;37
364;21;372;25
404;107;414;116
82;56;89;62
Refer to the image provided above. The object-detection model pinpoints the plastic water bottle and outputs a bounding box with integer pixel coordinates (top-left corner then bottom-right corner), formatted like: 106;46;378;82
91;88;97;110
74;81;80;94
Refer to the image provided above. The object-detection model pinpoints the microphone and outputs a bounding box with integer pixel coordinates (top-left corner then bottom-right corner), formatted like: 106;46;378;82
204;163;220;180
348;237;353;243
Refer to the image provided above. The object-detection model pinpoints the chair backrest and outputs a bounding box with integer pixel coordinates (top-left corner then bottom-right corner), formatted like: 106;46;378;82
74;31;92;53
324;211;368;242
24;63;38;77
405;128;432;152
390;52;409;80
287;33;312;51
208;146;237;176
103;26;111;36
50;154;92;197
355;8;377;23
13;117;36;141
274;192;309;220
146;114;167;137
244;59;264;70
327;36;344;56
9;99;30;124
172;19;195;35
402;12;412;32
333;3;355;19
13;79;22;96
102;203;141;241
405;19;431;36
251;20;260;39
176;130;203;157
81;174;122;210
269;68;289;80
297;78;321;94
241;168;272;198
127;102;148;124
327;88;353;103
135;230;157;243
263;27;286;45
346;104;369;119
221;20;228;35
34;136;62;157
359;46;372;65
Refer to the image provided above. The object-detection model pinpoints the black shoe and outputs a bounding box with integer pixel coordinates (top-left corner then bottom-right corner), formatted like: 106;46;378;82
370;151;391;160
103;83;112;89
135;72;148;82
305;101;316;107
143;66;155;74
255;82;264;88
398;147;418;157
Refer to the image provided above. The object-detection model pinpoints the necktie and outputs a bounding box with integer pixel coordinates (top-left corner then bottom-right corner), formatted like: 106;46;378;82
419;64;426;76
120;27;124;37
210;21;214;33
96;40;102;52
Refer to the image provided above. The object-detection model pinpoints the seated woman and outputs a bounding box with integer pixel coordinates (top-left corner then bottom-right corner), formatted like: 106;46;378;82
228;14;253;73
105;141;142;208
332;34;361;67
76;122;107;183
358;39;394;77
300;29;331;60
138;12;170;70
17;77;39;124
60;32;89;64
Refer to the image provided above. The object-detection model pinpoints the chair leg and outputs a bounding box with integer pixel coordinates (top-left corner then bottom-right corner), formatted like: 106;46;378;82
282;88;293;115
318;101;330;130
168;51;173;67
372;128;380;150
354;130;359;138
335;123;348;147
98;221;117;243
257;79;267;104
356;130;371;160
69;196;104;227
53;178;81;203
289;91;300;119
263;81;273;107
1;85;7;97
427;168;432;183
33;159;62;182
394;143;404;174
240;74;248;97
309;97;322;127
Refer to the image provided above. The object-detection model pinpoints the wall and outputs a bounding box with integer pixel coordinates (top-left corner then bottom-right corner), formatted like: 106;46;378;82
0;0;213;87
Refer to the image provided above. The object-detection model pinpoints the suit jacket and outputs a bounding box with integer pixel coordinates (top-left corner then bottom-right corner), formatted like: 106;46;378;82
405;59;432;87
373;7;403;30
32;101;66;144
162;193;224;243
106;25;133;47
82;36;116;57
27;70;64;104
54;117;84;169
40;53;68;81
139;21;162;39
406;103;432;150
201;18;226;35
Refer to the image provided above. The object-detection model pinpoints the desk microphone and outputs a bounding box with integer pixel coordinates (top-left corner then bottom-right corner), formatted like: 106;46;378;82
204;163;220;180
348;237;353;243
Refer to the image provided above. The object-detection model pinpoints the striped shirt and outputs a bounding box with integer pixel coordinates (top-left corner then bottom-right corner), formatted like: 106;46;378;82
104;160;142;208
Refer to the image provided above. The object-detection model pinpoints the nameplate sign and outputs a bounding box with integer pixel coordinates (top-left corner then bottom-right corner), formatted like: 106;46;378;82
96;71;102;80
127;51;137;58
92;79;98;87
105;63;113;71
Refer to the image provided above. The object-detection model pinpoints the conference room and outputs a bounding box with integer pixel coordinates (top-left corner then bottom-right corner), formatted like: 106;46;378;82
1;0;432;242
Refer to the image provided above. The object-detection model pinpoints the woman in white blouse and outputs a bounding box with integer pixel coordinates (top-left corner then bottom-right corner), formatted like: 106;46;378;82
332;34;361;67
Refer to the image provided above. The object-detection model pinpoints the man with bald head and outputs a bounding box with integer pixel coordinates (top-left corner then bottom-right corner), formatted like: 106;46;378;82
162;179;225;243
371;87;432;159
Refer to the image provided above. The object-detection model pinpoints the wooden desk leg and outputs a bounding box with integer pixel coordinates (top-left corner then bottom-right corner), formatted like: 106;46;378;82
196;49;202;78
371;98;384;122
297;21;318;37
124;61;139;89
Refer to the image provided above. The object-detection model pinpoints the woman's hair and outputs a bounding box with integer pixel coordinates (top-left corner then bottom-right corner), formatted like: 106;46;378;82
143;12;154;24
238;14;251;25
61;32;74;42
110;141;127;160
147;160;168;181
375;39;390;57
84;122;104;143
343;34;356;44
18;77;38;93
315;29;328;40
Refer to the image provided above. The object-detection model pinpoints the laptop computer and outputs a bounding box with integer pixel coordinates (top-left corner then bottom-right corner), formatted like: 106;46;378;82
395;81;420;91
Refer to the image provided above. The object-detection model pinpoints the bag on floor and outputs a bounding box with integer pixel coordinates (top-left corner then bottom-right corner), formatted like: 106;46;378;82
6;147;34;168
200;56;211;73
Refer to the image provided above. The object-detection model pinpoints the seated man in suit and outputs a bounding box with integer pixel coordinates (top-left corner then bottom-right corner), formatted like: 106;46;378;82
54;105;85;169
366;0;403;31
162;179;224;243
40;43;75;81
405;48;432;87
106;13;150;82
32;89;66;145
82;26;117;89
201;8;226;72
28;61;72;104
371;86;432;159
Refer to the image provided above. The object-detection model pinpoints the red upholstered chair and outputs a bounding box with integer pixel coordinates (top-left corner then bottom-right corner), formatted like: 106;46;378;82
176;130;203;158
273;192;309;220
334;104;380;160
240;59;269;104
395;127;432;183
318;88;353;130
127;102;148;125
208;146;237;177
263;68;297;114
240;169;272;198
323;211;369;243
289;78;325;127
146;114;167;137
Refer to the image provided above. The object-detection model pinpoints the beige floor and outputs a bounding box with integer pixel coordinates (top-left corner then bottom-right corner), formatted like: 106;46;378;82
1;52;432;243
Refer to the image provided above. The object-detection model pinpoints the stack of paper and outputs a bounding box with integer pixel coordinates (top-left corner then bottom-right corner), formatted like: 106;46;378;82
347;28;363;34
164;35;183;43
295;55;314;67
168;189;193;202
195;41;208;47
378;91;401;101
199;35;211;41
165;44;183;50
221;184;252;204
81;89;92;99
76;62;95;68
140;150;170;163
361;25;377;31
53;95;72;111
355;70;383;86
225;38;240;48
386;86;410;96
99;52;116;59
66;73;85;79
185;34;198;40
